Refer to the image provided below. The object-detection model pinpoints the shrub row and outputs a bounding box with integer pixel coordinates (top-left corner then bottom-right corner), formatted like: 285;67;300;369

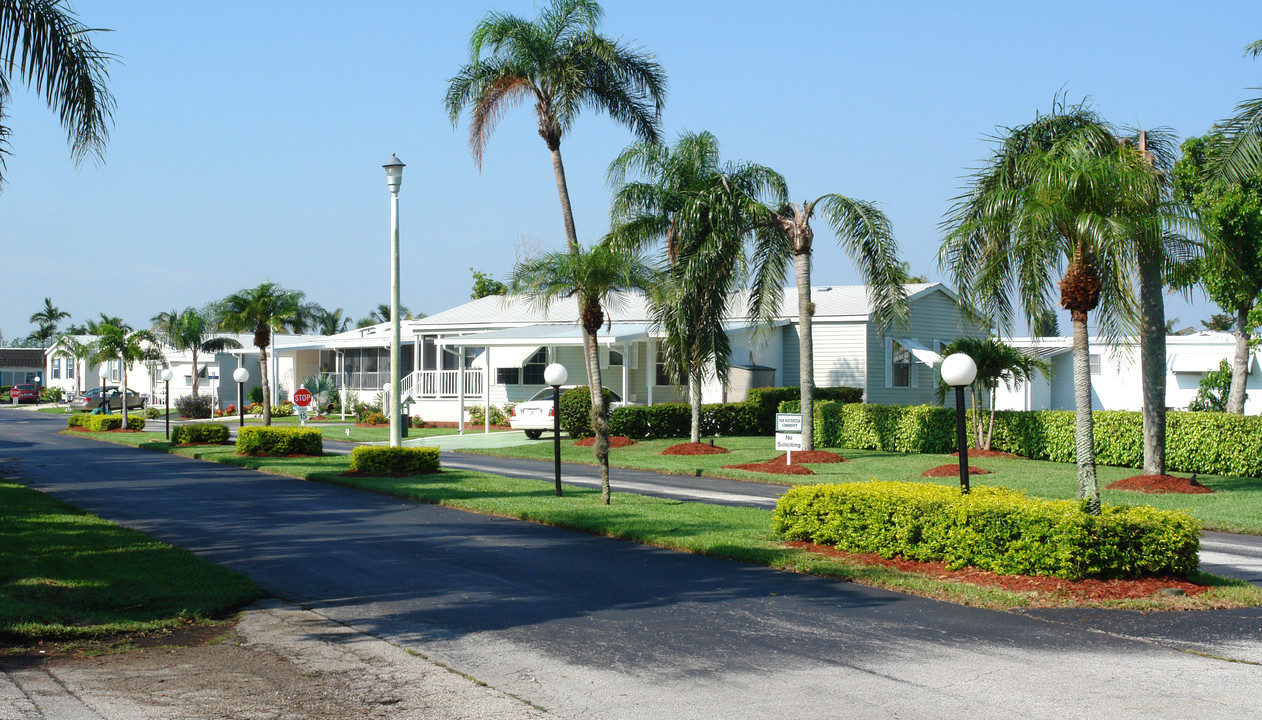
171;423;230;445
67;414;146;432
236;426;322;456
777;402;1262;478
349;446;440;475
773;481;1201;580
559;385;862;440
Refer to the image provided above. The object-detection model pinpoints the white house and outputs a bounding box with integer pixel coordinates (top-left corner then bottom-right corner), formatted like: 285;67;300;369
44;333;324;409
993;331;1262;414
274;283;986;425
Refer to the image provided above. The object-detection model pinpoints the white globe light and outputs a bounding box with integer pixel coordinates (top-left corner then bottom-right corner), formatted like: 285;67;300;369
941;353;978;387
233;367;250;384
544;363;568;387
161;368;173;382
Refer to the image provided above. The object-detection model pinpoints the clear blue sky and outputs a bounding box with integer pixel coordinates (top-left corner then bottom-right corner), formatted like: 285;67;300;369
2;1;1258;341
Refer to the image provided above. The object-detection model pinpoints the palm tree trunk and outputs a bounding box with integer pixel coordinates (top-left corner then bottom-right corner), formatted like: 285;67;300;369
260;343;272;426
582;329;611;503
1072;313;1100;514
1227;304;1252;414
191;347;200;397
1138;255;1166;474
121;362;129;426
689;374;702;444
795;252;815;451
986;387;997;451
549;147;580;256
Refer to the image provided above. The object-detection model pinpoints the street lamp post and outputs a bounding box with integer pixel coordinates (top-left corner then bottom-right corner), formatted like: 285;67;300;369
233;367;249;429
100;368;110;415
544;363;568;497
941;353;978;494
161;368;173;439
384;153;405;448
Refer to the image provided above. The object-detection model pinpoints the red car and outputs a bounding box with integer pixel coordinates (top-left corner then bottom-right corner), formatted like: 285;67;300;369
9;383;40;404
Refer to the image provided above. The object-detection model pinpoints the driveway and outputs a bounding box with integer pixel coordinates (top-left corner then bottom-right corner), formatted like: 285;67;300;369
3;413;1261;719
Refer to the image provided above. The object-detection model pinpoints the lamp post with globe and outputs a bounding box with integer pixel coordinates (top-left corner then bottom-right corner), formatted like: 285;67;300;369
941;353;978;494
545;363;568;497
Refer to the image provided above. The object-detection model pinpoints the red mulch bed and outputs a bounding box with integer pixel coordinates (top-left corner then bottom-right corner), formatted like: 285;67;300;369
1107;474;1213;494
951;449;1023;459
660;442;728;455
573;435;637;448
923;464;992;477
722;450;846;476
785;541;1209;603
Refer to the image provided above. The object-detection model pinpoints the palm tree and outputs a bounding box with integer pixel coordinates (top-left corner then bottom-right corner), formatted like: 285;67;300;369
89;325;163;425
1212;39;1262;183
85;314;128;333
607;130;787;442
0;0;115;188
748;188;908;452
445;0;667;256
507;243;656;504
935;336;1050;450
306;305;352;335
151;307;242;397
28;298;69;346
217;282;307;425
939;104;1170;512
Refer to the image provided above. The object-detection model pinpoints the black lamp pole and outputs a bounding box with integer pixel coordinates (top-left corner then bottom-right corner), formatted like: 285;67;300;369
552;384;562;497
955;385;970;494
164;379;171;439
238;381;245;428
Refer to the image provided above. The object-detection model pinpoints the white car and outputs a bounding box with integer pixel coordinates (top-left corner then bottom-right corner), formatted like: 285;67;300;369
508;386;630;439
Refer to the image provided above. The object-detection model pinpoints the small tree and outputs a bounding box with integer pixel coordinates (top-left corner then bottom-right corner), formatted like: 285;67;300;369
1188;360;1236;412
470;268;507;299
935;337;1050;450
89;326;164;424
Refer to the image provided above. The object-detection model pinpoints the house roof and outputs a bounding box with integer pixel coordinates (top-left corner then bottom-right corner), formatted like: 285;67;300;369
0;348;45;368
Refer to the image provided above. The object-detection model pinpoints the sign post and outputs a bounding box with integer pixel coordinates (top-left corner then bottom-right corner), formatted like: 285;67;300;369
775;412;804;465
292;386;313;425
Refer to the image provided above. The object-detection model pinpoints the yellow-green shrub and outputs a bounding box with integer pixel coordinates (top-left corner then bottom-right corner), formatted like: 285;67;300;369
349;446;440;475
773;481;1200;580
171;423;230;445
75;414;146;432
236;426;322;456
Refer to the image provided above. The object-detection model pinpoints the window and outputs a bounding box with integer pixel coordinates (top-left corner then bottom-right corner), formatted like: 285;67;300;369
522;348;548;385
1089;354;1101;376
891;341;912;388
655;348;671;386
67;359;74;379
52;358;61;379
496;367;520;385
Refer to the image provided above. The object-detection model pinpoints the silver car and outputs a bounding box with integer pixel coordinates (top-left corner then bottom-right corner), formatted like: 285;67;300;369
69;386;146;413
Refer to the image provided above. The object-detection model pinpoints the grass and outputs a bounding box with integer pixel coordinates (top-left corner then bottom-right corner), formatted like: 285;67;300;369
63;428;1262;611
465;436;1262;535
0;479;261;645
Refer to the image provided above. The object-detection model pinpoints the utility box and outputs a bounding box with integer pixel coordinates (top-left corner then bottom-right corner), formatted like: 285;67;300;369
727;365;776;403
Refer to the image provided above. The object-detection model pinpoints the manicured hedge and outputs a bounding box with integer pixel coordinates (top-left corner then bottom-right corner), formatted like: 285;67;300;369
171;423;230;445
70;414;146;432
558;386;615;439
817;403;1262;477
749;386;862;434
236;426;322;456
608;401;761;439
773;481;1201;580
349;446;440;475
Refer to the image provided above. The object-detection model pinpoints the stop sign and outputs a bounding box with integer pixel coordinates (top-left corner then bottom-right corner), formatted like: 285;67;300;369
292;388;313;407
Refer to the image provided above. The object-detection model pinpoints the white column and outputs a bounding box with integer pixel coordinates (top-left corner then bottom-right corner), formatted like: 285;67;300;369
484;346;491;434
647;339;655;406
457;346;465;435
622;342;630;402
389;185;402;447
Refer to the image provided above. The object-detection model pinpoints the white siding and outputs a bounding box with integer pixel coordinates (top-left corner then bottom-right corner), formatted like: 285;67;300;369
865;290;985;406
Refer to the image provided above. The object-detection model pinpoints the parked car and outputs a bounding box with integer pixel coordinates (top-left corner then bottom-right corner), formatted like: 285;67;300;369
9;383;40;404
69;386;146;413
508;386;633;439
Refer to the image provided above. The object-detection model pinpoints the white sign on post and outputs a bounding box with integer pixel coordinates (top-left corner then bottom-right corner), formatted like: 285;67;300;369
776;413;803;432
775;432;804;451
775;412;804;464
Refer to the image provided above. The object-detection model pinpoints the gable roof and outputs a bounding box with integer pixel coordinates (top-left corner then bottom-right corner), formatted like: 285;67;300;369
0;348;45;368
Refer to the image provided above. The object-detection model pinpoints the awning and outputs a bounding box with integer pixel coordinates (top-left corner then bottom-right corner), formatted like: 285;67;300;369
897;338;943;366
1170;354;1241;374
469;345;540;370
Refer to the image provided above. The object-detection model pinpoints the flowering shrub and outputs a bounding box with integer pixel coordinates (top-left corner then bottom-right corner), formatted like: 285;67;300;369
175;394;213;419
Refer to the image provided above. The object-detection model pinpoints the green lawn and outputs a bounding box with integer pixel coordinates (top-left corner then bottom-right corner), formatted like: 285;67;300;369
0;480;261;644
464;436;1262;535
60;428;1262;611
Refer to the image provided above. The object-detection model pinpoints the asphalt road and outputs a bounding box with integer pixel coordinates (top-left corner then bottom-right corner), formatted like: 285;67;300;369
3;412;1261;719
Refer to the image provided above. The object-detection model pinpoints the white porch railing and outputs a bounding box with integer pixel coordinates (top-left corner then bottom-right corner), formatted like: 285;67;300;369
384;370;485;417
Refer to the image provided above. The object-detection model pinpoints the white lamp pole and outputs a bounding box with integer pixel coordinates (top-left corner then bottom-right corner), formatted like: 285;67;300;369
941;353;979;494
384;154;405;447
